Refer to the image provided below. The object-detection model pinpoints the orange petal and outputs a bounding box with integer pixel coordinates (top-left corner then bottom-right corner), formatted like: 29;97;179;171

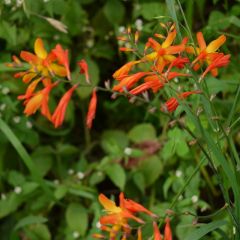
34;38;48;59
22;73;37;83
24;93;43;116
164;218;172;240
153;222;162;240
196;32;206;51
98;194;121;213
86;89;97;129
20;51;38;64
162;29;177;48
206;35;226;53
78;59;90;84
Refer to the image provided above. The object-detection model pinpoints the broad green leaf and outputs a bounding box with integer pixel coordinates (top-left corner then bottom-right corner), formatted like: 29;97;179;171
24;223;51;240
105;163;126;190
8;171;25;187
89;171;105;186
139;2;167;20
139;156;163;186
66;203;88;235
0;21;17;47
14;215;48;231
185;220;227;240
128;123;156;143
101;130;129;155
103;0;125;25
208;11;230;30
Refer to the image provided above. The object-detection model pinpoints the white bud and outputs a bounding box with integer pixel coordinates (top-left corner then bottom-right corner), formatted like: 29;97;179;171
4;0;11;5
68;169;74;175
2;87;10;95
76;172;85;180
53;179;60;185
118;26;126;33
191;195;198;203
72;231;80;239
96;221;101;229
14;186;22;194
13;116;21;123
124;147;132;156
1;193;6;200
26;121;32;129
0;104;6;111
175;170;182;178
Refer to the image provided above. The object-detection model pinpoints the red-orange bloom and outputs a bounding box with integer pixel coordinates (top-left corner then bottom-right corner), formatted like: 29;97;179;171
163;90;201;112
51;84;78;128
200;53;230;79
78;59;90;84
86;89;97;129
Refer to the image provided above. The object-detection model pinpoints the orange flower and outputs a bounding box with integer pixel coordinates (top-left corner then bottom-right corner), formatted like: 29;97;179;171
98;192;156;239
187;32;226;76
162;90;201;112
23;82;56;120
51;84;78;128
86;89;97;129
78;59;90;84
143;25;188;67
18;38;68;83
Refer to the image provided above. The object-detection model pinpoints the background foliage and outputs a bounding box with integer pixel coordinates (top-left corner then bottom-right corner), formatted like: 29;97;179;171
0;0;240;239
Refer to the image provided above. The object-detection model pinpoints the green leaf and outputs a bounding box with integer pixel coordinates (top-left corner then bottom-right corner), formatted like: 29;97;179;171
14;216;48;231
105;163;126;190
133;172;145;194
24;223;51;240
0;20;17;47
103;0;125;25
66;203;88;235
208;11;230;30
101;130;129;155
54;185;68;200
185;220;227;240
128;123;156;143
139;156;163;186
8;171;25;187
139;2;167;20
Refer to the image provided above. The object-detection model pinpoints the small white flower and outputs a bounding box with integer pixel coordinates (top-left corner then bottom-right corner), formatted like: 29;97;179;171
233;226;236;235
124;147;132;156
16;0;23;7
86;39;94;48
2;87;10;95
0;104;6;111
174;77;179;83
68;169;74;175
14;186;22;194
76;172;85;180
53;179;60;185
96;221;101;229
26;121;32;129
1;193;6;200
135;19;143;31
4;0;11;5
118;26;126;33
43;0;50;2
175;170;182;178
13;116;21;123
72;231;80;238
191;195;198;203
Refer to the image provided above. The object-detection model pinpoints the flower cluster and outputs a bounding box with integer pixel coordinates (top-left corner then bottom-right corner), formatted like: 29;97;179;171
113;23;230;112
93;192;172;240
7;38;97;128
